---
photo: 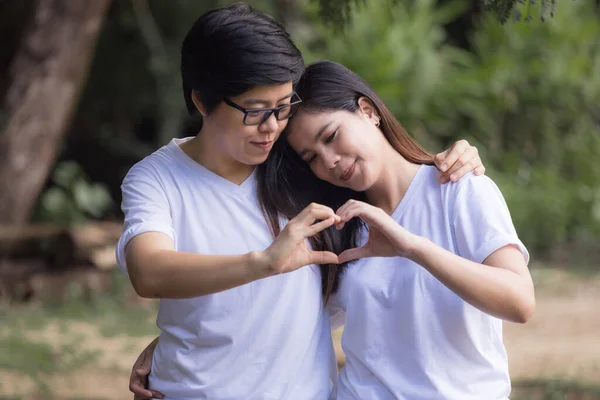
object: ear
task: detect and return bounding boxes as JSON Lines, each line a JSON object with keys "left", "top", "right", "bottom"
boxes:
{"left": 191, "top": 91, "right": 208, "bottom": 117}
{"left": 357, "top": 96, "right": 379, "bottom": 124}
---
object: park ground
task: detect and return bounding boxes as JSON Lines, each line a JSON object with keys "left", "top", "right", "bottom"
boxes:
{"left": 1, "top": 264, "right": 599, "bottom": 399}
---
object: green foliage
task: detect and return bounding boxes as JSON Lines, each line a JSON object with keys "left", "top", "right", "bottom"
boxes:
{"left": 297, "top": 0, "right": 600, "bottom": 257}
{"left": 37, "top": 162, "right": 113, "bottom": 224}
{"left": 313, "top": 0, "right": 568, "bottom": 27}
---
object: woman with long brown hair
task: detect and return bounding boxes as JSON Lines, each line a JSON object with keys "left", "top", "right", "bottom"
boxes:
{"left": 265, "top": 60, "right": 534, "bottom": 400}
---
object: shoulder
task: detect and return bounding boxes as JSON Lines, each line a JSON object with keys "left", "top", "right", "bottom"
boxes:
{"left": 122, "top": 145, "right": 175, "bottom": 185}
{"left": 444, "top": 171, "right": 503, "bottom": 203}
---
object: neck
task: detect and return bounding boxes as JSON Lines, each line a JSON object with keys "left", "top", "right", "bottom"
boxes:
{"left": 182, "top": 128, "right": 255, "bottom": 185}
{"left": 365, "top": 145, "right": 421, "bottom": 215}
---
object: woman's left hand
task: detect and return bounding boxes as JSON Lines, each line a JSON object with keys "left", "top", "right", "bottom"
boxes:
{"left": 335, "top": 200, "right": 418, "bottom": 263}
{"left": 434, "top": 139, "right": 485, "bottom": 184}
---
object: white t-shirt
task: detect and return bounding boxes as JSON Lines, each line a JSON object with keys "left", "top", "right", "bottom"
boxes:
{"left": 330, "top": 165, "right": 529, "bottom": 400}
{"left": 116, "top": 138, "right": 336, "bottom": 400}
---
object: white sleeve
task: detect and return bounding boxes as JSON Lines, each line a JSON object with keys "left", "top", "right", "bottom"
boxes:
{"left": 451, "top": 175, "right": 529, "bottom": 265}
{"left": 326, "top": 294, "right": 346, "bottom": 331}
{"left": 115, "top": 162, "right": 176, "bottom": 275}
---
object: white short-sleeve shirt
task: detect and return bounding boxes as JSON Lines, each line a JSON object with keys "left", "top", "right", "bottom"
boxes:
{"left": 332, "top": 165, "right": 529, "bottom": 400}
{"left": 116, "top": 138, "right": 335, "bottom": 400}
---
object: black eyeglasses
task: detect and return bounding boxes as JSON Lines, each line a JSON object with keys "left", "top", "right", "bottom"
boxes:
{"left": 223, "top": 93, "right": 302, "bottom": 126}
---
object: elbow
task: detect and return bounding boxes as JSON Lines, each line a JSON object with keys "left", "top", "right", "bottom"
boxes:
{"left": 128, "top": 266, "right": 160, "bottom": 299}
{"left": 512, "top": 293, "right": 536, "bottom": 324}
{"left": 132, "top": 281, "right": 157, "bottom": 299}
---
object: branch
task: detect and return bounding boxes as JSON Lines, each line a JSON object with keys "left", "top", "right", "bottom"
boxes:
{"left": 131, "top": 0, "right": 168, "bottom": 72}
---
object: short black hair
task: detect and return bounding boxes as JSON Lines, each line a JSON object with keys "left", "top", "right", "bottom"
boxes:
{"left": 181, "top": 3, "right": 304, "bottom": 115}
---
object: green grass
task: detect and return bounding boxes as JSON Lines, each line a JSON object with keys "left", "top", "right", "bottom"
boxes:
{"left": 0, "top": 270, "right": 158, "bottom": 337}
{"left": 513, "top": 379, "right": 600, "bottom": 399}
{"left": 0, "top": 270, "right": 158, "bottom": 398}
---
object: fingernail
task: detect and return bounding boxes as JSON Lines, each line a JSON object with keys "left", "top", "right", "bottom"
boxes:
{"left": 441, "top": 163, "right": 448, "bottom": 171}
{"left": 450, "top": 174, "right": 457, "bottom": 181}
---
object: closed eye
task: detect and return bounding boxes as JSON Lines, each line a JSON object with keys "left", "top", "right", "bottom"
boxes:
{"left": 325, "top": 130, "right": 338, "bottom": 144}
{"left": 307, "top": 154, "right": 317, "bottom": 164}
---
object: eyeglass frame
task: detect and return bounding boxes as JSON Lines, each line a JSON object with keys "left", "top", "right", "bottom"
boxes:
{"left": 223, "top": 93, "right": 303, "bottom": 126}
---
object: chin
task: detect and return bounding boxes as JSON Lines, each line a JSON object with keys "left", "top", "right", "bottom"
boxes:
{"left": 245, "top": 154, "right": 270, "bottom": 166}
{"left": 350, "top": 176, "right": 376, "bottom": 192}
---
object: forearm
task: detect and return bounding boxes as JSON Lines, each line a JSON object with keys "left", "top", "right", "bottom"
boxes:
{"left": 409, "top": 237, "right": 534, "bottom": 323}
{"left": 128, "top": 250, "right": 272, "bottom": 299}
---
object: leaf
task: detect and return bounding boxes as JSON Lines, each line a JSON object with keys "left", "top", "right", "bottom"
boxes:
{"left": 52, "top": 161, "right": 84, "bottom": 189}
{"left": 41, "top": 187, "right": 70, "bottom": 215}
{"left": 73, "top": 181, "right": 113, "bottom": 218}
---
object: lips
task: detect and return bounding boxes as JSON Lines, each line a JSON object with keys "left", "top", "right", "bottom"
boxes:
{"left": 251, "top": 141, "right": 273, "bottom": 150}
{"left": 340, "top": 162, "right": 356, "bottom": 182}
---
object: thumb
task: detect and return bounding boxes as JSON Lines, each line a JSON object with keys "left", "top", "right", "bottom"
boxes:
{"left": 309, "top": 251, "right": 340, "bottom": 265}
{"left": 434, "top": 148, "right": 450, "bottom": 172}
{"left": 338, "top": 246, "right": 369, "bottom": 263}
{"left": 135, "top": 368, "right": 150, "bottom": 376}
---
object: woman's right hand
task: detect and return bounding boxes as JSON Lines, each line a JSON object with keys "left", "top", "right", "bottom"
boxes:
{"left": 260, "top": 203, "right": 341, "bottom": 274}
{"left": 130, "top": 337, "right": 163, "bottom": 400}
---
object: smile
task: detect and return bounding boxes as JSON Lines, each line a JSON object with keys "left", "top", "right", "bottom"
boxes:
{"left": 340, "top": 162, "right": 356, "bottom": 182}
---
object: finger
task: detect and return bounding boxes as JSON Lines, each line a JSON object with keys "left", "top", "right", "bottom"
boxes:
{"left": 441, "top": 148, "right": 479, "bottom": 183}
{"left": 474, "top": 165, "right": 485, "bottom": 176}
{"left": 338, "top": 246, "right": 370, "bottom": 263}
{"left": 433, "top": 148, "right": 450, "bottom": 172}
{"left": 308, "top": 250, "right": 340, "bottom": 265}
{"left": 300, "top": 208, "right": 341, "bottom": 226}
{"left": 337, "top": 204, "right": 362, "bottom": 223}
{"left": 338, "top": 203, "right": 378, "bottom": 226}
{"left": 134, "top": 390, "right": 164, "bottom": 400}
{"left": 336, "top": 201, "right": 363, "bottom": 221}
{"left": 132, "top": 381, "right": 164, "bottom": 400}
{"left": 298, "top": 202, "right": 334, "bottom": 218}
{"left": 130, "top": 367, "right": 161, "bottom": 399}
{"left": 307, "top": 216, "right": 336, "bottom": 236}
{"left": 437, "top": 140, "right": 469, "bottom": 174}
{"left": 130, "top": 382, "right": 155, "bottom": 399}
{"left": 447, "top": 161, "right": 481, "bottom": 183}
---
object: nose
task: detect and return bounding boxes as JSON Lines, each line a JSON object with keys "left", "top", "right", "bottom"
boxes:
{"left": 258, "top": 112, "right": 279, "bottom": 133}
{"left": 322, "top": 151, "right": 340, "bottom": 171}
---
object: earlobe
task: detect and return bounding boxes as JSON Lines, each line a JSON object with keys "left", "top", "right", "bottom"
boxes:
{"left": 191, "top": 91, "right": 208, "bottom": 117}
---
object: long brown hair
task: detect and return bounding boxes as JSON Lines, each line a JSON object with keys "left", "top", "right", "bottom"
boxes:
{"left": 257, "top": 60, "right": 434, "bottom": 303}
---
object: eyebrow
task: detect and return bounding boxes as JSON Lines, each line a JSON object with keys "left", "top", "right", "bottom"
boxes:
{"left": 243, "top": 92, "right": 295, "bottom": 107}
{"left": 298, "top": 121, "right": 334, "bottom": 158}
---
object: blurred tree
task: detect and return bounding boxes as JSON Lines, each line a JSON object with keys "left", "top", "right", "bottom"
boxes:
{"left": 0, "top": 0, "right": 111, "bottom": 225}
{"left": 313, "top": 0, "right": 561, "bottom": 25}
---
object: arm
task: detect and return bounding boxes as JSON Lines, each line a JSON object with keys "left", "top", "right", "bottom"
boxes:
{"left": 125, "top": 232, "right": 271, "bottom": 298}
{"left": 125, "top": 204, "right": 340, "bottom": 299}
{"left": 336, "top": 176, "right": 535, "bottom": 324}
{"left": 118, "top": 166, "right": 270, "bottom": 298}
{"left": 409, "top": 240, "right": 535, "bottom": 323}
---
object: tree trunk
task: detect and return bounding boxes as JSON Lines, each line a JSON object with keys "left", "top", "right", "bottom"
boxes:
{"left": 0, "top": 0, "right": 111, "bottom": 225}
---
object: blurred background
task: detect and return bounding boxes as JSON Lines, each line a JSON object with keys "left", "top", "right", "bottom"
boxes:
{"left": 0, "top": 0, "right": 599, "bottom": 399}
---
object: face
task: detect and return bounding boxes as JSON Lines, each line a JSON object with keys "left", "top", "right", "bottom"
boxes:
{"left": 196, "top": 83, "right": 295, "bottom": 166}
{"left": 286, "top": 107, "right": 385, "bottom": 191}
